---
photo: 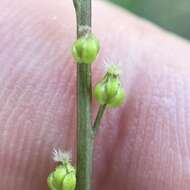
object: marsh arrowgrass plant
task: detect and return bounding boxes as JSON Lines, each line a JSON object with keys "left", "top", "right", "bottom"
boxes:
{"left": 47, "top": 1, "right": 125, "bottom": 190}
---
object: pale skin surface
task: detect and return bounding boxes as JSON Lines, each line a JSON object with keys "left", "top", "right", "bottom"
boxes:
{"left": 1, "top": 0, "right": 190, "bottom": 189}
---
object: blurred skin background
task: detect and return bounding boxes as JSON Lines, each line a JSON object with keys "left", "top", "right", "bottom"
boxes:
{"left": 108, "top": 0, "right": 190, "bottom": 40}
{"left": 1, "top": 0, "right": 190, "bottom": 189}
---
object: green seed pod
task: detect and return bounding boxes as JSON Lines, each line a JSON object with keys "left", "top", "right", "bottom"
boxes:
{"left": 106, "top": 78, "right": 120, "bottom": 99}
{"left": 94, "top": 79, "right": 125, "bottom": 107}
{"left": 94, "top": 64, "right": 125, "bottom": 108}
{"left": 48, "top": 164, "right": 76, "bottom": 190}
{"left": 72, "top": 33, "right": 100, "bottom": 64}
{"left": 108, "top": 87, "right": 125, "bottom": 108}
{"left": 47, "top": 149, "right": 77, "bottom": 190}
{"left": 47, "top": 173, "right": 59, "bottom": 190}
{"left": 53, "top": 165, "right": 67, "bottom": 190}
{"left": 94, "top": 82, "right": 107, "bottom": 105}
{"left": 62, "top": 172, "right": 76, "bottom": 190}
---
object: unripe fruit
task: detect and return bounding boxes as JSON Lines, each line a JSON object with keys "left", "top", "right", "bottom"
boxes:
{"left": 94, "top": 79, "right": 125, "bottom": 107}
{"left": 62, "top": 172, "right": 76, "bottom": 190}
{"left": 53, "top": 165, "right": 67, "bottom": 189}
{"left": 108, "top": 87, "right": 125, "bottom": 108}
{"left": 94, "top": 83, "right": 106, "bottom": 105}
{"left": 94, "top": 78, "right": 122, "bottom": 106}
{"left": 47, "top": 173, "right": 58, "bottom": 190}
{"left": 72, "top": 33, "right": 100, "bottom": 64}
{"left": 106, "top": 78, "right": 120, "bottom": 99}
{"left": 94, "top": 64, "right": 126, "bottom": 108}
{"left": 47, "top": 162, "right": 76, "bottom": 190}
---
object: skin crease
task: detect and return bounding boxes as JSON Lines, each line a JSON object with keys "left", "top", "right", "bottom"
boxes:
{"left": 1, "top": 0, "right": 190, "bottom": 189}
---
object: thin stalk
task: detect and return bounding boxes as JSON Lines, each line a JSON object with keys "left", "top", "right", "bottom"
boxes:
{"left": 73, "top": 0, "right": 93, "bottom": 190}
{"left": 92, "top": 104, "right": 107, "bottom": 137}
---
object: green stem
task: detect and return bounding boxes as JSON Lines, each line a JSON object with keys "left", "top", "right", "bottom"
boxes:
{"left": 73, "top": 0, "right": 93, "bottom": 190}
{"left": 76, "top": 65, "right": 93, "bottom": 190}
{"left": 92, "top": 104, "right": 107, "bottom": 137}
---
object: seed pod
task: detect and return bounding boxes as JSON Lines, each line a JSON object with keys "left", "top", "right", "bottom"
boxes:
{"left": 61, "top": 163, "right": 76, "bottom": 190}
{"left": 106, "top": 78, "right": 120, "bottom": 99}
{"left": 72, "top": 33, "right": 100, "bottom": 64}
{"left": 47, "top": 149, "right": 76, "bottom": 190}
{"left": 62, "top": 172, "right": 76, "bottom": 190}
{"left": 53, "top": 165, "right": 67, "bottom": 190}
{"left": 47, "top": 173, "right": 59, "bottom": 190}
{"left": 108, "top": 87, "right": 125, "bottom": 108}
{"left": 94, "top": 65, "right": 125, "bottom": 108}
{"left": 94, "top": 82, "right": 107, "bottom": 105}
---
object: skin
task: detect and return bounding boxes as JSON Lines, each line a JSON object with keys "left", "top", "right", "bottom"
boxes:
{"left": 0, "top": 0, "right": 190, "bottom": 189}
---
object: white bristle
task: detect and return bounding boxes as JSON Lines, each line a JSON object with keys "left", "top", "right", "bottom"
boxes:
{"left": 52, "top": 148, "right": 71, "bottom": 163}
{"left": 103, "top": 57, "right": 122, "bottom": 76}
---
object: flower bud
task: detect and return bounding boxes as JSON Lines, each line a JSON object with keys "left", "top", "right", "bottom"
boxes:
{"left": 72, "top": 33, "right": 100, "bottom": 64}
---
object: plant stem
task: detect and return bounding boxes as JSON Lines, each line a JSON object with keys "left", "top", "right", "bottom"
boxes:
{"left": 76, "top": 65, "right": 93, "bottom": 190}
{"left": 92, "top": 104, "right": 107, "bottom": 137}
{"left": 73, "top": 0, "right": 93, "bottom": 190}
